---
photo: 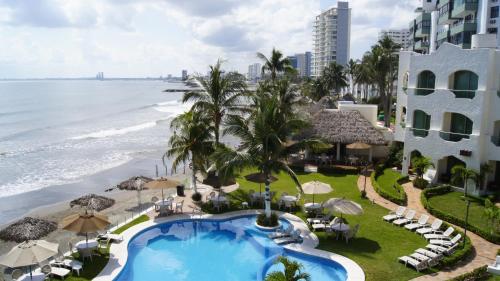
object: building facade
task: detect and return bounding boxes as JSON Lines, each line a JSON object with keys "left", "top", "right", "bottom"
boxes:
{"left": 287, "top": 52, "right": 312, "bottom": 77}
{"left": 247, "top": 63, "right": 261, "bottom": 82}
{"left": 395, "top": 40, "right": 500, "bottom": 195}
{"left": 408, "top": 0, "right": 500, "bottom": 53}
{"left": 181, "top": 70, "right": 188, "bottom": 81}
{"left": 379, "top": 29, "right": 411, "bottom": 50}
{"left": 312, "top": 1, "right": 351, "bottom": 77}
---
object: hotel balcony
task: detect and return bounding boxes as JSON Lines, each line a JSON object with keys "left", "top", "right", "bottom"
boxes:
{"left": 438, "top": 0, "right": 454, "bottom": 25}
{"left": 451, "top": 0, "right": 479, "bottom": 18}
{"left": 414, "top": 40, "right": 430, "bottom": 51}
{"left": 439, "top": 131, "right": 470, "bottom": 142}
{"left": 437, "top": 30, "right": 450, "bottom": 42}
{"left": 415, "top": 27, "right": 431, "bottom": 38}
{"left": 449, "top": 21, "right": 477, "bottom": 36}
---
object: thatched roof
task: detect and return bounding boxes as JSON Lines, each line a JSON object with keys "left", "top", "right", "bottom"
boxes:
{"left": 0, "top": 217, "right": 57, "bottom": 243}
{"left": 70, "top": 194, "right": 115, "bottom": 211}
{"left": 309, "top": 110, "right": 386, "bottom": 145}
{"left": 117, "top": 176, "right": 153, "bottom": 190}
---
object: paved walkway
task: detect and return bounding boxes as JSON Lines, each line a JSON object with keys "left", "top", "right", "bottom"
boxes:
{"left": 357, "top": 175, "right": 498, "bottom": 280}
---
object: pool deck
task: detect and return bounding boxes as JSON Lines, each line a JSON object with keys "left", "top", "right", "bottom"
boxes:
{"left": 94, "top": 210, "right": 365, "bottom": 281}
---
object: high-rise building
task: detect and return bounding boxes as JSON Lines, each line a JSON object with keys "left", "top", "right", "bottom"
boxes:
{"left": 182, "top": 70, "right": 188, "bottom": 81}
{"left": 312, "top": 1, "right": 351, "bottom": 77}
{"left": 408, "top": 0, "right": 500, "bottom": 53}
{"left": 247, "top": 63, "right": 261, "bottom": 82}
{"left": 379, "top": 29, "right": 411, "bottom": 50}
{"left": 287, "top": 52, "right": 312, "bottom": 77}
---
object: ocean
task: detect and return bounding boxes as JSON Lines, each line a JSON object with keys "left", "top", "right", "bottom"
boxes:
{"left": 0, "top": 80, "right": 191, "bottom": 224}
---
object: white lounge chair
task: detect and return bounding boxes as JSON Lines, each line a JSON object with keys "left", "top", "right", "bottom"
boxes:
{"left": 424, "top": 226, "right": 454, "bottom": 240}
{"left": 312, "top": 217, "right": 341, "bottom": 232}
{"left": 306, "top": 212, "right": 332, "bottom": 225}
{"left": 41, "top": 264, "right": 70, "bottom": 279}
{"left": 393, "top": 210, "right": 416, "bottom": 226}
{"left": 416, "top": 219, "right": 443, "bottom": 235}
{"left": 430, "top": 234, "right": 461, "bottom": 247}
{"left": 426, "top": 242, "right": 460, "bottom": 255}
{"left": 405, "top": 214, "right": 429, "bottom": 231}
{"left": 269, "top": 225, "right": 293, "bottom": 239}
{"left": 487, "top": 256, "right": 500, "bottom": 275}
{"left": 383, "top": 206, "right": 406, "bottom": 222}
{"left": 274, "top": 230, "right": 302, "bottom": 245}
{"left": 410, "top": 252, "right": 431, "bottom": 262}
{"left": 415, "top": 248, "right": 443, "bottom": 260}
{"left": 398, "top": 256, "right": 428, "bottom": 272}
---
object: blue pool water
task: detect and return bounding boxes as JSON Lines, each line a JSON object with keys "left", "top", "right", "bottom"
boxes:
{"left": 115, "top": 216, "right": 348, "bottom": 281}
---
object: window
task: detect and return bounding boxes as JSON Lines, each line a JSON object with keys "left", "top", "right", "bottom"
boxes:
{"left": 491, "top": 6, "right": 499, "bottom": 19}
{"left": 416, "top": 71, "right": 436, "bottom": 95}
{"left": 413, "top": 110, "right": 431, "bottom": 137}
{"left": 452, "top": 70, "right": 478, "bottom": 98}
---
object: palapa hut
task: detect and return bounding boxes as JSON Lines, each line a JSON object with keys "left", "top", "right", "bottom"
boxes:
{"left": 70, "top": 194, "right": 115, "bottom": 212}
{"left": 117, "top": 176, "right": 153, "bottom": 190}
{"left": 307, "top": 109, "right": 387, "bottom": 162}
{"left": 0, "top": 217, "right": 57, "bottom": 243}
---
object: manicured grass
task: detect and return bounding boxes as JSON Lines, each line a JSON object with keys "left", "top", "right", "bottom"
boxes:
{"left": 427, "top": 191, "right": 496, "bottom": 236}
{"left": 375, "top": 168, "right": 404, "bottom": 199}
{"left": 65, "top": 214, "right": 150, "bottom": 281}
{"left": 228, "top": 170, "right": 428, "bottom": 281}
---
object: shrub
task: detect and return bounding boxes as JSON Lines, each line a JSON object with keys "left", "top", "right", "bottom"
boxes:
{"left": 371, "top": 171, "right": 407, "bottom": 205}
{"left": 257, "top": 213, "right": 279, "bottom": 227}
{"left": 413, "top": 178, "right": 429, "bottom": 189}
{"left": 447, "top": 266, "right": 490, "bottom": 281}
{"left": 421, "top": 185, "right": 500, "bottom": 244}
{"left": 191, "top": 192, "right": 202, "bottom": 202}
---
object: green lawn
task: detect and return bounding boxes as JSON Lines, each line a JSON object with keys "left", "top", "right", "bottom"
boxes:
{"left": 375, "top": 168, "right": 404, "bottom": 199}
{"left": 427, "top": 191, "right": 496, "bottom": 236}
{"left": 228, "top": 170, "right": 428, "bottom": 281}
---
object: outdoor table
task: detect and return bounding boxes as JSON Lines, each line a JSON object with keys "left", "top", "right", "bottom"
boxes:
{"left": 156, "top": 200, "right": 173, "bottom": 208}
{"left": 75, "top": 239, "right": 98, "bottom": 250}
{"left": 330, "top": 224, "right": 350, "bottom": 232}
{"left": 304, "top": 202, "right": 322, "bottom": 210}
{"left": 281, "top": 195, "right": 298, "bottom": 202}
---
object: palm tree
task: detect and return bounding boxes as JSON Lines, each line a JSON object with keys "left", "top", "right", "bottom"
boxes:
{"left": 321, "top": 61, "right": 348, "bottom": 95}
{"left": 265, "top": 256, "right": 311, "bottom": 281}
{"left": 357, "top": 53, "right": 375, "bottom": 102}
{"left": 182, "top": 59, "right": 247, "bottom": 147}
{"left": 258, "top": 79, "right": 306, "bottom": 118}
{"left": 257, "top": 48, "right": 293, "bottom": 81}
{"left": 165, "top": 111, "right": 214, "bottom": 193}
{"left": 345, "top": 59, "right": 360, "bottom": 97}
{"left": 213, "top": 96, "right": 325, "bottom": 218}
{"left": 411, "top": 156, "right": 434, "bottom": 179}
{"left": 451, "top": 165, "right": 479, "bottom": 197}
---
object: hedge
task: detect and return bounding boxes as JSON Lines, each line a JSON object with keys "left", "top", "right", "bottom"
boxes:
{"left": 371, "top": 171, "right": 407, "bottom": 205}
{"left": 446, "top": 266, "right": 490, "bottom": 281}
{"left": 439, "top": 222, "right": 474, "bottom": 268}
{"left": 421, "top": 185, "right": 500, "bottom": 244}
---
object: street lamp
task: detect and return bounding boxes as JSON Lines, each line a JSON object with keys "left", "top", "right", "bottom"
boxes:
{"left": 463, "top": 199, "right": 471, "bottom": 248}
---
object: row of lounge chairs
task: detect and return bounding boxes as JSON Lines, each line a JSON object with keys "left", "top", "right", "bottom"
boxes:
{"left": 383, "top": 206, "right": 463, "bottom": 272}
{"left": 268, "top": 226, "right": 303, "bottom": 245}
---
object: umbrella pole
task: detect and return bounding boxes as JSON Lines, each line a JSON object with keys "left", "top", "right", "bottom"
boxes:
{"left": 86, "top": 232, "right": 89, "bottom": 247}
{"left": 312, "top": 193, "right": 315, "bottom": 205}
{"left": 30, "top": 265, "right": 32, "bottom": 280}
{"left": 162, "top": 188, "right": 165, "bottom": 202}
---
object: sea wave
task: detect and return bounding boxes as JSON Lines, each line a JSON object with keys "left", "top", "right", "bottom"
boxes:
{"left": 71, "top": 119, "right": 169, "bottom": 140}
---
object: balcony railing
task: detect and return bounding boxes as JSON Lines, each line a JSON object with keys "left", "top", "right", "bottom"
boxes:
{"left": 415, "top": 88, "right": 434, "bottom": 96}
{"left": 451, "top": 89, "right": 476, "bottom": 99}
{"left": 439, "top": 131, "right": 471, "bottom": 142}
{"left": 492, "top": 136, "right": 500, "bottom": 146}
{"left": 410, "top": 128, "right": 429, "bottom": 137}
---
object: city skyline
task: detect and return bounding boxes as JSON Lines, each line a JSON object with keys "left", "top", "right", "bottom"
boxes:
{"left": 0, "top": 0, "right": 420, "bottom": 78}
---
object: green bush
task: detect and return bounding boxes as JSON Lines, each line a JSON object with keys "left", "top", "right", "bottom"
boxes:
{"left": 371, "top": 171, "right": 407, "bottom": 205}
{"left": 257, "top": 212, "right": 279, "bottom": 227}
{"left": 413, "top": 178, "right": 429, "bottom": 189}
{"left": 446, "top": 266, "right": 490, "bottom": 281}
{"left": 421, "top": 186, "right": 500, "bottom": 244}
{"left": 191, "top": 192, "right": 202, "bottom": 202}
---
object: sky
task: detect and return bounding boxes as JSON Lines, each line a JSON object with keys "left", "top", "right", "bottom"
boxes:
{"left": 0, "top": 0, "right": 420, "bottom": 78}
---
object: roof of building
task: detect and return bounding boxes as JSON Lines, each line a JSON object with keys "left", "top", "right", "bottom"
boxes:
{"left": 309, "top": 109, "right": 386, "bottom": 145}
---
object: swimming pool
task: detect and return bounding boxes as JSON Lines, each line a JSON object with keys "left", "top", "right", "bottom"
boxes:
{"left": 113, "top": 215, "right": 351, "bottom": 281}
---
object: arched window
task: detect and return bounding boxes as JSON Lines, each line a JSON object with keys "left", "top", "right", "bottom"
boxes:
{"left": 451, "top": 70, "right": 478, "bottom": 99}
{"left": 440, "top": 112, "right": 473, "bottom": 142}
{"left": 412, "top": 110, "right": 431, "bottom": 137}
{"left": 416, "top": 71, "right": 435, "bottom": 96}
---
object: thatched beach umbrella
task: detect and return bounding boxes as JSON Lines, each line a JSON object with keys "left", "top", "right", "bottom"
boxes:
{"left": 70, "top": 194, "right": 115, "bottom": 212}
{"left": 0, "top": 217, "right": 57, "bottom": 243}
{"left": 117, "top": 176, "right": 153, "bottom": 190}
{"left": 144, "top": 178, "right": 180, "bottom": 202}
{"left": 244, "top": 172, "right": 278, "bottom": 194}
{"left": 61, "top": 211, "right": 110, "bottom": 246}
{"left": 302, "top": 181, "right": 333, "bottom": 204}
{"left": 0, "top": 240, "right": 58, "bottom": 280}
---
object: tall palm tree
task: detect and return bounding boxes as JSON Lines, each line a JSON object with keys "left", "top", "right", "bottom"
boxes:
{"left": 258, "top": 79, "right": 306, "bottom": 118}
{"left": 321, "top": 61, "right": 348, "bottom": 95}
{"left": 182, "top": 59, "right": 247, "bottom": 147}
{"left": 257, "top": 48, "right": 293, "bottom": 81}
{"left": 345, "top": 59, "right": 360, "bottom": 97}
{"left": 213, "top": 96, "right": 324, "bottom": 218}
{"left": 451, "top": 165, "right": 479, "bottom": 197}
{"left": 358, "top": 53, "right": 375, "bottom": 102}
{"left": 265, "top": 256, "right": 311, "bottom": 281}
{"left": 165, "top": 111, "right": 214, "bottom": 193}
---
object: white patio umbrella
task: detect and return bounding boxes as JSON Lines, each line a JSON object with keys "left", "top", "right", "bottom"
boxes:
{"left": 301, "top": 181, "right": 332, "bottom": 204}
{"left": 0, "top": 240, "right": 58, "bottom": 280}
{"left": 323, "top": 197, "right": 363, "bottom": 229}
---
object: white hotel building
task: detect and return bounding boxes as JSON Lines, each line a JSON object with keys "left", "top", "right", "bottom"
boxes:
{"left": 395, "top": 35, "right": 500, "bottom": 195}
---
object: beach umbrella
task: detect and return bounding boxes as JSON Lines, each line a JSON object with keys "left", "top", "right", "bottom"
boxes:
{"left": 323, "top": 197, "right": 363, "bottom": 229}
{"left": 244, "top": 172, "right": 278, "bottom": 194}
{"left": 144, "top": 178, "right": 180, "bottom": 202}
{"left": 0, "top": 217, "right": 57, "bottom": 243}
{"left": 302, "top": 181, "right": 333, "bottom": 204}
{"left": 70, "top": 194, "right": 115, "bottom": 212}
{"left": 60, "top": 210, "right": 110, "bottom": 247}
{"left": 0, "top": 240, "right": 58, "bottom": 280}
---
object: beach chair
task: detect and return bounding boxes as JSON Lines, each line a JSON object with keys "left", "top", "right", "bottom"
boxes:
{"left": 415, "top": 248, "right": 443, "bottom": 260}
{"left": 405, "top": 214, "right": 429, "bottom": 231}
{"left": 398, "top": 256, "right": 428, "bottom": 272}
{"left": 312, "top": 217, "right": 341, "bottom": 232}
{"left": 430, "top": 234, "right": 462, "bottom": 247}
{"left": 42, "top": 264, "right": 70, "bottom": 280}
{"left": 383, "top": 206, "right": 406, "bottom": 222}
{"left": 417, "top": 219, "right": 443, "bottom": 235}
{"left": 62, "top": 259, "right": 83, "bottom": 276}
{"left": 175, "top": 200, "right": 184, "bottom": 213}
{"left": 393, "top": 210, "right": 416, "bottom": 226}
{"left": 274, "top": 230, "right": 302, "bottom": 245}
{"left": 424, "top": 226, "right": 454, "bottom": 240}
{"left": 410, "top": 252, "right": 431, "bottom": 263}
{"left": 80, "top": 247, "right": 93, "bottom": 262}
{"left": 306, "top": 211, "right": 333, "bottom": 225}
{"left": 269, "top": 225, "right": 294, "bottom": 239}
{"left": 344, "top": 224, "right": 360, "bottom": 243}
{"left": 426, "top": 242, "right": 460, "bottom": 256}
{"left": 487, "top": 256, "right": 500, "bottom": 275}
